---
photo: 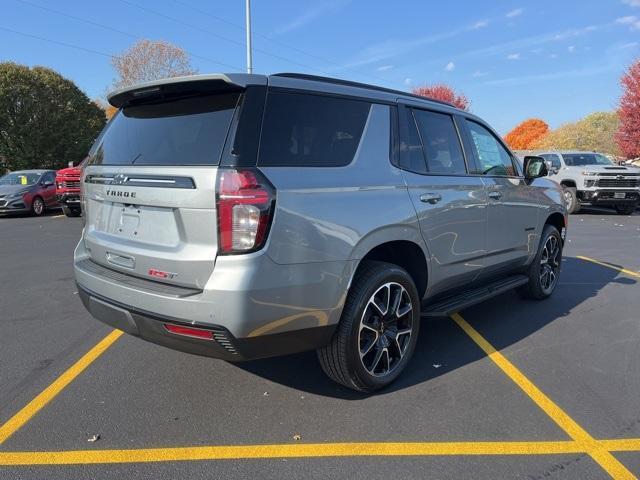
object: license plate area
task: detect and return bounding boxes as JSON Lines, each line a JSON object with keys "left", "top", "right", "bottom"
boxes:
{"left": 614, "top": 192, "right": 626, "bottom": 199}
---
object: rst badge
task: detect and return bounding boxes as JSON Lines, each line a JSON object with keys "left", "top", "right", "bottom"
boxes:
{"left": 148, "top": 268, "right": 177, "bottom": 280}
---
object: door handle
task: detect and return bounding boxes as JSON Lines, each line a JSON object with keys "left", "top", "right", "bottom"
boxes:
{"left": 488, "top": 191, "right": 502, "bottom": 200}
{"left": 420, "top": 193, "right": 442, "bottom": 204}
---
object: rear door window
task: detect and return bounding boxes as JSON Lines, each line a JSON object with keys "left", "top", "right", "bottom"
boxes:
{"left": 88, "top": 93, "right": 240, "bottom": 166}
{"left": 412, "top": 109, "right": 466, "bottom": 174}
{"left": 465, "top": 120, "right": 516, "bottom": 176}
{"left": 258, "top": 92, "right": 371, "bottom": 167}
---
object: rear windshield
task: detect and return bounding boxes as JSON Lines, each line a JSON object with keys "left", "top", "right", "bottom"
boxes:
{"left": 88, "top": 93, "right": 240, "bottom": 166}
{"left": 562, "top": 153, "right": 612, "bottom": 166}
{"left": 0, "top": 172, "right": 41, "bottom": 185}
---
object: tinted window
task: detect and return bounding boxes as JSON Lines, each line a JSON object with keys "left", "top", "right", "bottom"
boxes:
{"left": 466, "top": 121, "right": 515, "bottom": 176}
{"left": 561, "top": 153, "right": 612, "bottom": 166}
{"left": 0, "top": 172, "right": 41, "bottom": 185}
{"left": 42, "top": 172, "right": 55, "bottom": 183}
{"left": 398, "top": 108, "right": 427, "bottom": 174}
{"left": 541, "top": 154, "right": 561, "bottom": 169}
{"left": 88, "top": 93, "right": 240, "bottom": 166}
{"left": 413, "top": 110, "right": 466, "bottom": 174}
{"left": 259, "top": 92, "right": 371, "bottom": 167}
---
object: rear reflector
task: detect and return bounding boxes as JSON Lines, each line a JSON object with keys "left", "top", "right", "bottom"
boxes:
{"left": 164, "top": 323, "right": 214, "bottom": 340}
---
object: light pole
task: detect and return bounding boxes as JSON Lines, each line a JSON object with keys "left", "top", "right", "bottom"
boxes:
{"left": 245, "top": 0, "right": 253, "bottom": 74}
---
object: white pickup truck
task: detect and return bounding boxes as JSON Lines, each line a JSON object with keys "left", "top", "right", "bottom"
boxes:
{"left": 535, "top": 151, "right": 640, "bottom": 215}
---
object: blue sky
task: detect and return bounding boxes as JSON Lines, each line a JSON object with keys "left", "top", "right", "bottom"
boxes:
{"left": 1, "top": 0, "right": 639, "bottom": 133}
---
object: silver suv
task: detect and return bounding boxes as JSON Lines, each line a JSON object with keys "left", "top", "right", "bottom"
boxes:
{"left": 537, "top": 151, "right": 640, "bottom": 215}
{"left": 75, "top": 73, "right": 567, "bottom": 392}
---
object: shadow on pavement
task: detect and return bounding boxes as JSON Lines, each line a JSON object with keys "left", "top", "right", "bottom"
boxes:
{"left": 233, "top": 257, "right": 634, "bottom": 399}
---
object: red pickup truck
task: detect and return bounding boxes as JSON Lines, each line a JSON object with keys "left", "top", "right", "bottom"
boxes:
{"left": 55, "top": 164, "right": 82, "bottom": 217}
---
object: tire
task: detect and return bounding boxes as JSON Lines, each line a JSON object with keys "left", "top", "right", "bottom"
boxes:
{"left": 62, "top": 205, "right": 81, "bottom": 217}
{"left": 518, "top": 225, "right": 563, "bottom": 300}
{"left": 317, "top": 261, "right": 421, "bottom": 393}
{"left": 615, "top": 204, "right": 636, "bottom": 215}
{"left": 562, "top": 187, "right": 580, "bottom": 214}
{"left": 31, "top": 196, "right": 45, "bottom": 216}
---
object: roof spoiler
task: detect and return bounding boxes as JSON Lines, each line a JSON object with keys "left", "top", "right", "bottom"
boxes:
{"left": 107, "top": 73, "right": 267, "bottom": 108}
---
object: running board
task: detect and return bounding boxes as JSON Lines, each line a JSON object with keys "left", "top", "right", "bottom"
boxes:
{"left": 421, "top": 275, "right": 529, "bottom": 318}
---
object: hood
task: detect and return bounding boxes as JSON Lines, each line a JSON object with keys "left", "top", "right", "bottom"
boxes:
{"left": 0, "top": 184, "right": 32, "bottom": 195}
{"left": 56, "top": 167, "right": 82, "bottom": 177}
{"left": 566, "top": 165, "right": 640, "bottom": 174}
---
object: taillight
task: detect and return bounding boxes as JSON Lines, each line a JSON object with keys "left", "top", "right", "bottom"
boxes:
{"left": 164, "top": 323, "right": 214, "bottom": 340}
{"left": 216, "top": 168, "right": 275, "bottom": 254}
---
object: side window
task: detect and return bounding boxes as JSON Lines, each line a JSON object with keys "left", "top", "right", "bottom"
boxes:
{"left": 43, "top": 172, "right": 55, "bottom": 184}
{"left": 258, "top": 92, "right": 371, "bottom": 167}
{"left": 398, "top": 107, "right": 427, "bottom": 174}
{"left": 549, "top": 154, "right": 561, "bottom": 169}
{"left": 412, "top": 109, "right": 466, "bottom": 174}
{"left": 466, "top": 120, "right": 516, "bottom": 176}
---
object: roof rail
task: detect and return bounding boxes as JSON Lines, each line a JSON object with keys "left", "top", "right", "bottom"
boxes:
{"left": 272, "top": 73, "right": 456, "bottom": 109}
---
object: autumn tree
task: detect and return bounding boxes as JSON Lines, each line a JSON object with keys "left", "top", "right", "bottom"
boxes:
{"left": 111, "top": 39, "right": 197, "bottom": 91}
{"left": 534, "top": 112, "right": 620, "bottom": 156}
{"left": 412, "top": 84, "right": 470, "bottom": 111}
{"left": 615, "top": 59, "right": 640, "bottom": 158}
{"left": 504, "top": 119, "right": 549, "bottom": 150}
{"left": 0, "top": 62, "right": 106, "bottom": 171}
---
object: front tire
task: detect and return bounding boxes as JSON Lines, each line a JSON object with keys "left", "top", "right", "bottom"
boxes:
{"left": 31, "top": 196, "right": 45, "bottom": 216}
{"left": 62, "top": 205, "right": 81, "bottom": 217}
{"left": 317, "top": 261, "right": 421, "bottom": 393}
{"left": 562, "top": 187, "right": 580, "bottom": 214}
{"left": 518, "top": 225, "right": 563, "bottom": 300}
{"left": 615, "top": 204, "right": 636, "bottom": 215}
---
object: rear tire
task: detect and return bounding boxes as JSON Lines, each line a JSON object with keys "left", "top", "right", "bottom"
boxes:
{"left": 317, "top": 261, "right": 421, "bottom": 393}
{"left": 62, "top": 205, "right": 81, "bottom": 217}
{"left": 31, "top": 196, "right": 44, "bottom": 216}
{"left": 518, "top": 225, "right": 563, "bottom": 300}
{"left": 615, "top": 204, "right": 636, "bottom": 215}
{"left": 562, "top": 187, "right": 580, "bottom": 214}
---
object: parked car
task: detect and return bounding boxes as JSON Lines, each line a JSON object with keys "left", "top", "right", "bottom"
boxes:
{"left": 0, "top": 169, "right": 58, "bottom": 216}
{"left": 56, "top": 162, "right": 83, "bottom": 217}
{"left": 75, "top": 73, "right": 567, "bottom": 392}
{"left": 537, "top": 151, "right": 640, "bottom": 215}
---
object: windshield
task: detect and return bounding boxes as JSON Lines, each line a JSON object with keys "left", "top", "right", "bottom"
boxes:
{"left": 0, "top": 172, "right": 41, "bottom": 186}
{"left": 562, "top": 153, "right": 613, "bottom": 166}
{"left": 88, "top": 93, "right": 240, "bottom": 166}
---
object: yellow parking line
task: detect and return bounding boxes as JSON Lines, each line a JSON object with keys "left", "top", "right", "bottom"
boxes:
{"left": 0, "top": 441, "right": 591, "bottom": 466}
{"left": 577, "top": 256, "right": 640, "bottom": 279}
{"left": 50, "top": 214, "right": 65, "bottom": 219}
{"left": 451, "top": 313, "right": 636, "bottom": 479}
{"left": 0, "top": 330, "right": 123, "bottom": 445}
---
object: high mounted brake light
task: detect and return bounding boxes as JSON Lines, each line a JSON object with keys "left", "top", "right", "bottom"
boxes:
{"left": 216, "top": 168, "right": 275, "bottom": 254}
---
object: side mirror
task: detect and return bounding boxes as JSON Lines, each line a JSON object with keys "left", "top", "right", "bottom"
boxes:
{"left": 523, "top": 156, "right": 548, "bottom": 180}
{"left": 42, "top": 180, "right": 54, "bottom": 187}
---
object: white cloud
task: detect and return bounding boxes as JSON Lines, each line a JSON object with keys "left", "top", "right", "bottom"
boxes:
{"left": 376, "top": 65, "right": 393, "bottom": 71}
{"left": 507, "top": 53, "right": 521, "bottom": 60}
{"left": 618, "top": 41, "right": 639, "bottom": 48}
{"left": 273, "top": 0, "right": 350, "bottom": 35}
{"left": 616, "top": 15, "right": 640, "bottom": 28}
{"left": 506, "top": 8, "right": 524, "bottom": 18}
{"left": 472, "top": 70, "right": 489, "bottom": 78}
{"left": 485, "top": 63, "right": 616, "bottom": 87}
{"left": 445, "top": 61, "right": 455, "bottom": 71}
{"left": 549, "top": 53, "right": 559, "bottom": 59}
{"left": 404, "top": 78, "right": 413, "bottom": 86}
{"left": 568, "top": 45, "right": 576, "bottom": 53}
{"left": 473, "top": 20, "right": 489, "bottom": 29}
{"left": 622, "top": 0, "right": 640, "bottom": 6}
{"left": 531, "top": 48, "right": 543, "bottom": 54}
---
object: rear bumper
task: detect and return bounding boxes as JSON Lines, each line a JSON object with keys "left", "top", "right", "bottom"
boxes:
{"left": 77, "top": 284, "right": 335, "bottom": 361}
{"left": 578, "top": 190, "right": 640, "bottom": 206}
{"left": 74, "top": 241, "right": 354, "bottom": 360}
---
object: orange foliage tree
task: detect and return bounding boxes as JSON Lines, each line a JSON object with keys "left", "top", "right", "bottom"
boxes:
{"left": 616, "top": 59, "right": 640, "bottom": 158}
{"left": 411, "top": 84, "right": 470, "bottom": 111}
{"left": 504, "top": 118, "right": 549, "bottom": 150}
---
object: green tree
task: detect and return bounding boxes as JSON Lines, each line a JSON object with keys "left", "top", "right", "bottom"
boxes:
{"left": 0, "top": 62, "right": 106, "bottom": 171}
{"left": 534, "top": 112, "right": 620, "bottom": 156}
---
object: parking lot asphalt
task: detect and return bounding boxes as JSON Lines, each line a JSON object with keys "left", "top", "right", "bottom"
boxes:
{"left": 1, "top": 208, "right": 639, "bottom": 479}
